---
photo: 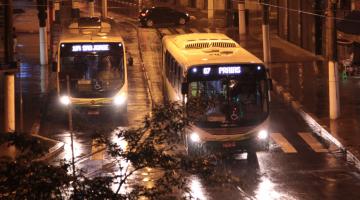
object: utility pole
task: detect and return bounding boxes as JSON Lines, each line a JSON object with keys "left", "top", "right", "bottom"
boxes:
{"left": 327, "top": 0, "right": 340, "bottom": 119}
{"left": 3, "top": 0, "right": 16, "bottom": 133}
{"left": 262, "top": 0, "right": 271, "bottom": 64}
{"left": 37, "top": 0, "right": 48, "bottom": 65}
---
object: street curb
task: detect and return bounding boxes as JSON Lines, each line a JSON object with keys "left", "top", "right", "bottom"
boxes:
{"left": 32, "top": 134, "right": 64, "bottom": 162}
{"left": 272, "top": 80, "right": 360, "bottom": 170}
{"left": 30, "top": 119, "right": 64, "bottom": 162}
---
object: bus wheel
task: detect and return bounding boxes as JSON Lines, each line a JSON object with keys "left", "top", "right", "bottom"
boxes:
{"left": 178, "top": 17, "right": 186, "bottom": 25}
{"left": 146, "top": 19, "right": 154, "bottom": 27}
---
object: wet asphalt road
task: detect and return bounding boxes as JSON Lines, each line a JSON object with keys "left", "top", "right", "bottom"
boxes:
{"left": 30, "top": 17, "right": 360, "bottom": 200}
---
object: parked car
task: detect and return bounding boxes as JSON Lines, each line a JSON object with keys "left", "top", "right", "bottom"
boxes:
{"left": 139, "top": 7, "right": 190, "bottom": 27}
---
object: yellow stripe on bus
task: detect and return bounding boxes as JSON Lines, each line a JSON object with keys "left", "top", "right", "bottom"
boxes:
{"left": 270, "top": 132, "right": 297, "bottom": 153}
{"left": 298, "top": 132, "right": 328, "bottom": 153}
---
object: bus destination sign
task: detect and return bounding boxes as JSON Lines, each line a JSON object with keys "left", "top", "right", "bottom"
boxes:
{"left": 71, "top": 44, "right": 110, "bottom": 52}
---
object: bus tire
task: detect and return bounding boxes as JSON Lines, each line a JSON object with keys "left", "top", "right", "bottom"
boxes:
{"left": 146, "top": 19, "right": 154, "bottom": 27}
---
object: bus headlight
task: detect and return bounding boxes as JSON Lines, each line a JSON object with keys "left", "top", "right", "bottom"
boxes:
{"left": 190, "top": 132, "right": 200, "bottom": 143}
{"left": 114, "top": 94, "right": 126, "bottom": 106}
{"left": 257, "top": 130, "right": 268, "bottom": 140}
{"left": 60, "top": 95, "right": 71, "bottom": 105}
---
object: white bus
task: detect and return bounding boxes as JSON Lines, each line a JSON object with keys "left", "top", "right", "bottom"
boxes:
{"left": 162, "top": 33, "right": 272, "bottom": 156}
{"left": 54, "top": 18, "right": 129, "bottom": 115}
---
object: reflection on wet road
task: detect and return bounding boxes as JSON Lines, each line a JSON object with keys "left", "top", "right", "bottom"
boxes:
{"left": 38, "top": 19, "right": 360, "bottom": 200}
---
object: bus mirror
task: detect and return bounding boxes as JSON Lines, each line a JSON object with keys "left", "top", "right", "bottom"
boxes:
{"left": 52, "top": 62, "right": 57, "bottom": 72}
{"left": 268, "top": 78, "right": 273, "bottom": 91}
{"left": 127, "top": 56, "right": 133, "bottom": 66}
{"left": 181, "top": 82, "right": 188, "bottom": 95}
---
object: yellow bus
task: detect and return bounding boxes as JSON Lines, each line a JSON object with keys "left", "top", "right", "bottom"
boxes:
{"left": 54, "top": 18, "right": 129, "bottom": 115}
{"left": 162, "top": 33, "right": 272, "bottom": 156}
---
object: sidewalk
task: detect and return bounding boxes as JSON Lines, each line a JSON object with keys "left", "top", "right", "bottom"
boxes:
{"left": 0, "top": 0, "right": 63, "bottom": 159}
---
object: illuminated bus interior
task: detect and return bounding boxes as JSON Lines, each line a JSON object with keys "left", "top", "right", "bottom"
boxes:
{"left": 59, "top": 42, "right": 125, "bottom": 98}
{"left": 186, "top": 64, "right": 269, "bottom": 129}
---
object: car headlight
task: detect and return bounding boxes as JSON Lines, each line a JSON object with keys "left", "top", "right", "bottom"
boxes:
{"left": 257, "top": 130, "right": 268, "bottom": 140}
{"left": 114, "top": 94, "right": 126, "bottom": 106}
{"left": 60, "top": 95, "right": 71, "bottom": 105}
{"left": 190, "top": 132, "right": 200, "bottom": 143}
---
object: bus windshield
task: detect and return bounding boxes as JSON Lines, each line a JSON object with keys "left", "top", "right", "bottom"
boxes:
{"left": 59, "top": 42, "right": 125, "bottom": 98}
{"left": 186, "top": 64, "right": 269, "bottom": 128}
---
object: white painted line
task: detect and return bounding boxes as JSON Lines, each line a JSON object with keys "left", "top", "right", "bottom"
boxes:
{"left": 175, "top": 28, "right": 186, "bottom": 34}
{"left": 158, "top": 28, "right": 172, "bottom": 35}
{"left": 298, "top": 132, "right": 328, "bottom": 153}
{"left": 91, "top": 140, "right": 105, "bottom": 160}
{"left": 190, "top": 28, "right": 200, "bottom": 33}
{"left": 270, "top": 132, "right": 297, "bottom": 153}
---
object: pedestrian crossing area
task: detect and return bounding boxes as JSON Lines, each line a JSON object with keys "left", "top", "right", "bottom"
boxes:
{"left": 157, "top": 27, "right": 227, "bottom": 36}
{"left": 86, "top": 131, "right": 332, "bottom": 160}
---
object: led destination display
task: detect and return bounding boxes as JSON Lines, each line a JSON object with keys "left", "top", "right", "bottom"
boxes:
{"left": 188, "top": 64, "right": 266, "bottom": 81}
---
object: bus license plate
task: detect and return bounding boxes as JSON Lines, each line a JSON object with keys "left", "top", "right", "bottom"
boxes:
{"left": 222, "top": 142, "right": 236, "bottom": 148}
{"left": 88, "top": 110, "right": 100, "bottom": 115}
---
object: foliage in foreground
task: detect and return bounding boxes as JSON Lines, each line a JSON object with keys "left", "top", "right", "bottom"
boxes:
{"left": 0, "top": 101, "right": 239, "bottom": 199}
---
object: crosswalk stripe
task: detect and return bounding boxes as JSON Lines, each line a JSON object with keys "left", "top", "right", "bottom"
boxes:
{"left": 190, "top": 28, "right": 200, "bottom": 33}
{"left": 270, "top": 132, "right": 297, "bottom": 153}
{"left": 158, "top": 28, "right": 172, "bottom": 35}
{"left": 175, "top": 28, "right": 186, "bottom": 34}
{"left": 91, "top": 140, "right": 105, "bottom": 160}
{"left": 298, "top": 132, "right": 328, "bottom": 153}
{"left": 204, "top": 28, "right": 211, "bottom": 33}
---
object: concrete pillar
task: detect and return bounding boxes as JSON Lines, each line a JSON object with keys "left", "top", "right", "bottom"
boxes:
{"left": 208, "top": 0, "right": 214, "bottom": 19}
{"left": 4, "top": 74, "right": 15, "bottom": 133}
{"left": 72, "top": 0, "right": 80, "bottom": 18}
{"left": 89, "top": 0, "right": 95, "bottom": 17}
{"left": 262, "top": 25, "right": 271, "bottom": 63}
{"left": 238, "top": 3, "right": 246, "bottom": 36}
{"left": 39, "top": 27, "right": 48, "bottom": 65}
{"left": 329, "top": 61, "right": 340, "bottom": 119}
{"left": 54, "top": 1, "right": 60, "bottom": 23}
{"left": 262, "top": 0, "right": 271, "bottom": 64}
{"left": 102, "top": 0, "right": 108, "bottom": 19}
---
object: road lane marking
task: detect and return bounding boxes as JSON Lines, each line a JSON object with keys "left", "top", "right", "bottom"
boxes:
{"left": 91, "top": 140, "right": 105, "bottom": 160}
{"left": 298, "top": 132, "right": 328, "bottom": 153}
{"left": 175, "top": 28, "right": 186, "bottom": 34}
{"left": 270, "top": 132, "right": 297, "bottom": 153}
{"left": 158, "top": 28, "right": 172, "bottom": 35}
{"left": 190, "top": 28, "right": 200, "bottom": 33}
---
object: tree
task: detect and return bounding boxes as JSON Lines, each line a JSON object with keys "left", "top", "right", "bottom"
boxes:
{"left": 0, "top": 101, "right": 239, "bottom": 199}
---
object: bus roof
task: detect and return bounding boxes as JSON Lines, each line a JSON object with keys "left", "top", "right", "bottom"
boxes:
{"left": 59, "top": 21, "right": 124, "bottom": 44}
{"left": 162, "top": 33, "right": 264, "bottom": 69}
